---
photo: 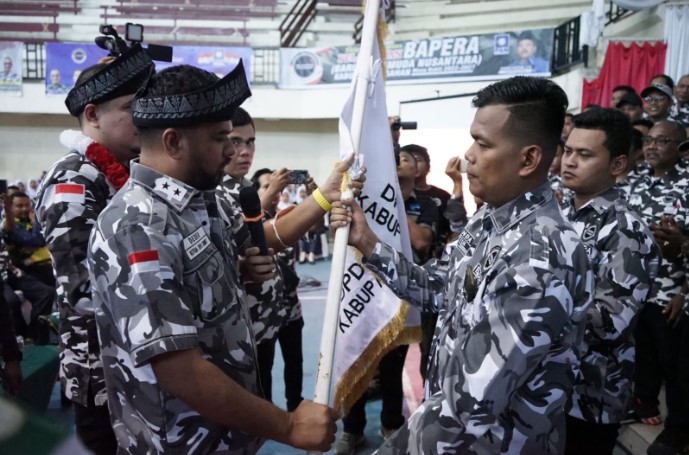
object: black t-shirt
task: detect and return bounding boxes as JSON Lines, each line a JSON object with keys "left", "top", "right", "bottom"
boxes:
{"left": 405, "top": 191, "right": 440, "bottom": 264}
{"left": 415, "top": 185, "right": 451, "bottom": 257}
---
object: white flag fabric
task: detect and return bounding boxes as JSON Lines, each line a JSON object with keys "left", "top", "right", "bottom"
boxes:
{"left": 334, "top": 33, "right": 420, "bottom": 413}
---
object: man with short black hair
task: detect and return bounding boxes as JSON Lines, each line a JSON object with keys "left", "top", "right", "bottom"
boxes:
{"left": 626, "top": 119, "right": 689, "bottom": 455}
{"left": 642, "top": 84, "right": 675, "bottom": 124}
{"left": 89, "top": 63, "right": 339, "bottom": 454}
{"left": 632, "top": 118, "right": 654, "bottom": 136}
{"left": 651, "top": 74, "right": 675, "bottom": 90}
{"left": 506, "top": 31, "right": 549, "bottom": 73}
{"left": 611, "top": 85, "right": 636, "bottom": 108}
{"left": 560, "top": 108, "right": 660, "bottom": 454}
{"left": 617, "top": 92, "right": 644, "bottom": 121}
{"left": 36, "top": 44, "right": 154, "bottom": 455}
{"left": 673, "top": 74, "right": 689, "bottom": 127}
{"left": 331, "top": 76, "right": 593, "bottom": 454}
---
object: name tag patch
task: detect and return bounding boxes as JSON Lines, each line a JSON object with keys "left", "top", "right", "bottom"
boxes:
{"left": 458, "top": 230, "right": 474, "bottom": 254}
{"left": 183, "top": 227, "right": 211, "bottom": 261}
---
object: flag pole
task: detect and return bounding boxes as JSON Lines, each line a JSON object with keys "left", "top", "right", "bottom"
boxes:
{"left": 309, "top": 0, "right": 381, "bottom": 452}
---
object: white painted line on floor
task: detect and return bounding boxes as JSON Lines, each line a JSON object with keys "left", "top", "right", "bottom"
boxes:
{"left": 298, "top": 295, "right": 328, "bottom": 300}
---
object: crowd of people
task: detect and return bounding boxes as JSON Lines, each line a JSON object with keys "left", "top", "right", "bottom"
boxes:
{"left": 1, "top": 36, "right": 689, "bottom": 455}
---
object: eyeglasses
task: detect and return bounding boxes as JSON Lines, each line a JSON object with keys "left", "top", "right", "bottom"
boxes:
{"left": 643, "top": 94, "right": 669, "bottom": 102}
{"left": 231, "top": 137, "right": 255, "bottom": 149}
{"left": 642, "top": 135, "right": 678, "bottom": 146}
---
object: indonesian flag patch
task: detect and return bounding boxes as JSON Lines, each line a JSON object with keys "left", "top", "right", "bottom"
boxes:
{"left": 54, "top": 183, "right": 85, "bottom": 204}
{"left": 128, "top": 249, "right": 160, "bottom": 274}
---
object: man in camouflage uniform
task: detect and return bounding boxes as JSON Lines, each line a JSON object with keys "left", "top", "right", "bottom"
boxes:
{"left": 35, "top": 44, "right": 154, "bottom": 455}
{"left": 251, "top": 167, "right": 305, "bottom": 411}
{"left": 626, "top": 120, "right": 689, "bottom": 454}
{"left": 215, "top": 106, "right": 288, "bottom": 403}
{"left": 559, "top": 108, "right": 660, "bottom": 454}
{"left": 88, "top": 63, "right": 338, "bottom": 455}
{"left": 331, "top": 76, "right": 593, "bottom": 454}
{"left": 672, "top": 74, "right": 689, "bottom": 127}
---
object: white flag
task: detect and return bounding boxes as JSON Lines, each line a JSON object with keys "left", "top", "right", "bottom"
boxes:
{"left": 334, "top": 32, "right": 420, "bottom": 413}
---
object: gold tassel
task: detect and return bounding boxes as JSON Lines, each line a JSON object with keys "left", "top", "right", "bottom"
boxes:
{"left": 333, "top": 256, "right": 423, "bottom": 414}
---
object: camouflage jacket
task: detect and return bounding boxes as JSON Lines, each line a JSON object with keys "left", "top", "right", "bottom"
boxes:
{"left": 34, "top": 133, "right": 116, "bottom": 406}
{"left": 627, "top": 160, "right": 689, "bottom": 306}
{"left": 365, "top": 183, "right": 593, "bottom": 455}
{"left": 217, "top": 175, "right": 287, "bottom": 345}
{"left": 671, "top": 103, "right": 689, "bottom": 127}
{"left": 89, "top": 162, "right": 261, "bottom": 455}
{"left": 617, "top": 162, "right": 651, "bottom": 198}
{"left": 561, "top": 187, "right": 660, "bottom": 424}
{"left": 264, "top": 208, "right": 302, "bottom": 323}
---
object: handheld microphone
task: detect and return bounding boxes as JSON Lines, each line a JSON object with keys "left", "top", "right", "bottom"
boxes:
{"left": 239, "top": 186, "right": 269, "bottom": 256}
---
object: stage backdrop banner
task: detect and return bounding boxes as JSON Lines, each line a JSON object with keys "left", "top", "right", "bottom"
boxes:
{"left": 0, "top": 42, "right": 23, "bottom": 95}
{"left": 155, "top": 45, "right": 252, "bottom": 84}
{"left": 45, "top": 43, "right": 107, "bottom": 96}
{"left": 280, "top": 28, "right": 553, "bottom": 88}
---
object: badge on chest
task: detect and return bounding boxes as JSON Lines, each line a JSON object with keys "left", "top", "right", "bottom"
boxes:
{"left": 183, "top": 227, "right": 212, "bottom": 261}
{"left": 582, "top": 224, "right": 597, "bottom": 242}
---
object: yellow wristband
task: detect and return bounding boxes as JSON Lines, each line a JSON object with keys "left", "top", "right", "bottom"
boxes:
{"left": 312, "top": 188, "right": 331, "bottom": 212}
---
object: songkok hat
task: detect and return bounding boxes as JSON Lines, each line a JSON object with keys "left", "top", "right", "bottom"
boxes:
{"left": 640, "top": 83, "right": 673, "bottom": 100}
{"left": 679, "top": 140, "right": 689, "bottom": 153}
{"left": 616, "top": 92, "right": 643, "bottom": 108}
{"left": 131, "top": 60, "right": 251, "bottom": 128}
{"left": 65, "top": 44, "right": 153, "bottom": 116}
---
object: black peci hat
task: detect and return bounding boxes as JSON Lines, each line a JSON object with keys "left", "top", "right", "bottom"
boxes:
{"left": 131, "top": 60, "right": 251, "bottom": 128}
{"left": 65, "top": 44, "right": 154, "bottom": 117}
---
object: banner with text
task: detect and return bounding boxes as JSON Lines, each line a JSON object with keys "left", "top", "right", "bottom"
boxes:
{"left": 1, "top": 42, "right": 23, "bottom": 95}
{"left": 45, "top": 43, "right": 252, "bottom": 97}
{"left": 280, "top": 28, "right": 553, "bottom": 88}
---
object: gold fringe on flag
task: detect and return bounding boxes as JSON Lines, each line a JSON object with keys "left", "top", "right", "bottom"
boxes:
{"left": 333, "top": 250, "right": 422, "bottom": 415}
{"left": 332, "top": 0, "right": 420, "bottom": 417}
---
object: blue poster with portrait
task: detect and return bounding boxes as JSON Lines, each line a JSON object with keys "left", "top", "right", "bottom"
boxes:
{"left": 154, "top": 45, "right": 252, "bottom": 85}
{"left": 45, "top": 42, "right": 108, "bottom": 96}
{"left": 0, "top": 41, "right": 23, "bottom": 95}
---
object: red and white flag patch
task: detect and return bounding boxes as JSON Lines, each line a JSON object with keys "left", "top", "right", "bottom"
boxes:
{"left": 128, "top": 250, "right": 160, "bottom": 274}
{"left": 53, "top": 183, "right": 85, "bottom": 204}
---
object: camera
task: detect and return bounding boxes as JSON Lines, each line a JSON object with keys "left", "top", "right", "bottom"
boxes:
{"left": 391, "top": 118, "right": 418, "bottom": 131}
{"left": 288, "top": 170, "right": 310, "bottom": 185}
{"left": 96, "top": 24, "right": 172, "bottom": 62}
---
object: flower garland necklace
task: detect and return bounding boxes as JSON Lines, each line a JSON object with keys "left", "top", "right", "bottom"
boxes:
{"left": 59, "top": 130, "right": 129, "bottom": 190}
{"left": 85, "top": 142, "right": 128, "bottom": 190}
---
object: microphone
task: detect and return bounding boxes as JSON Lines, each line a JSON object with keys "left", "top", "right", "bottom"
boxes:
{"left": 239, "top": 186, "right": 269, "bottom": 256}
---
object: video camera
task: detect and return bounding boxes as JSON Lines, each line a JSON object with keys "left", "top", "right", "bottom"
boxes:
{"left": 391, "top": 118, "right": 417, "bottom": 131}
{"left": 96, "top": 23, "right": 172, "bottom": 62}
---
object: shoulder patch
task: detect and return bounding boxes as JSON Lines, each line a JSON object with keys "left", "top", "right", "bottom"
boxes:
{"left": 53, "top": 183, "right": 85, "bottom": 204}
{"left": 128, "top": 249, "right": 160, "bottom": 274}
